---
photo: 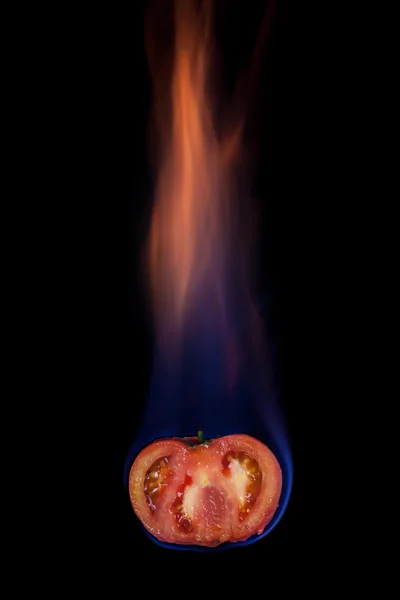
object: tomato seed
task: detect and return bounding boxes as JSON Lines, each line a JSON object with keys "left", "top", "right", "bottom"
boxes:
{"left": 144, "top": 456, "right": 172, "bottom": 512}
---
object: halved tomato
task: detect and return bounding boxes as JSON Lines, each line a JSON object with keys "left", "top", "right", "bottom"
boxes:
{"left": 128, "top": 433, "right": 282, "bottom": 547}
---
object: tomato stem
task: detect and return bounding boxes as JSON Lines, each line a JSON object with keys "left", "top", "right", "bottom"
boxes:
{"left": 174, "top": 431, "right": 213, "bottom": 447}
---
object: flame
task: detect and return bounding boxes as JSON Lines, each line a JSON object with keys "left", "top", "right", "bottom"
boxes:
{"left": 126, "top": 0, "right": 293, "bottom": 550}
{"left": 147, "top": 0, "right": 242, "bottom": 354}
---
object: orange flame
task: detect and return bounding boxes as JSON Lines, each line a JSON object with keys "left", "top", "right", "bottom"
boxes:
{"left": 147, "top": 0, "right": 242, "bottom": 345}
{"left": 145, "top": 0, "right": 276, "bottom": 385}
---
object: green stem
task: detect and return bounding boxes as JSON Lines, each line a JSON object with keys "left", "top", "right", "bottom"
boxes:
{"left": 197, "top": 430, "right": 204, "bottom": 444}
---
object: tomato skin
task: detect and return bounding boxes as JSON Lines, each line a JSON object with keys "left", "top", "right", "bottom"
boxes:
{"left": 128, "top": 434, "right": 282, "bottom": 547}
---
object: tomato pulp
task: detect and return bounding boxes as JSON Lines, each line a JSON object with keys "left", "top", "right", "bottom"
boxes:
{"left": 129, "top": 433, "right": 282, "bottom": 547}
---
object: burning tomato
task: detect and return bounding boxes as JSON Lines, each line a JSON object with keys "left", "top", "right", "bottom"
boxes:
{"left": 128, "top": 433, "right": 282, "bottom": 547}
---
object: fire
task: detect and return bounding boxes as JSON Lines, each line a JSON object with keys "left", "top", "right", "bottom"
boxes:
{"left": 125, "top": 0, "right": 293, "bottom": 550}
{"left": 147, "top": 0, "right": 241, "bottom": 351}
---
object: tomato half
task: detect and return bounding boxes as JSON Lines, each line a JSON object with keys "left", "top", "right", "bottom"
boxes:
{"left": 128, "top": 433, "right": 282, "bottom": 547}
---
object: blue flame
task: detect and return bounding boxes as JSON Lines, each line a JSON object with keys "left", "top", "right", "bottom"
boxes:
{"left": 124, "top": 295, "right": 293, "bottom": 552}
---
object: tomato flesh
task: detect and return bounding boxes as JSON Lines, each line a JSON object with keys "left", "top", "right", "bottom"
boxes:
{"left": 129, "top": 434, "right": 282, "bottom": 547}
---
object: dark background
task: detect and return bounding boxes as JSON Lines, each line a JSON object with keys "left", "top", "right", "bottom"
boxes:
{"left": 55, "top": 0, "right": 344, "bottom": 581}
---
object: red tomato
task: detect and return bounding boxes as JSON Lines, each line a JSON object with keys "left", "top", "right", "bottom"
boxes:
{"left": 129, "top": 433, "right": 282, "bottom": 547}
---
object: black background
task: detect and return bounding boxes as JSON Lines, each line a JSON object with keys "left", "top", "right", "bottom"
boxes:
{"left": 52, "top": 0, "right": 347, "bottom": 582}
